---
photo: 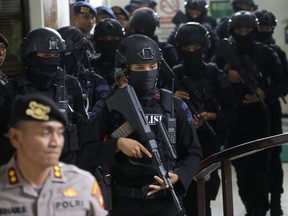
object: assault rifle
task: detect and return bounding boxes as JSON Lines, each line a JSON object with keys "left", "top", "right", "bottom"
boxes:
{"left": 161, "top": 59, "right": 216, "bottom": 136}
{"left": 215, "top": 38, "right": 267, "bottom": 109}
{"left": 55, "top": 68, "right": 79, "bottom": 155}
{"left": 106, "top": 85, "right": 183, "bottom": 213}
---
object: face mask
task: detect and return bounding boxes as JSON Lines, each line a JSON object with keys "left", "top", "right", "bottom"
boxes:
{"left": 129, "top": 69, "right": 158, "bottom": 100}
{"left": 232, "top": 31, "right": 256, "bottom": 54}
{"left": 135, "top": 27, "right": 155, "bottom": 39}
{"left": 257, "top": 32, "right": 273, "bottom": 44}
{"left": 96, "top": 40, "right": 121, "bottom": 57}
{"left": 27, "top": 55, "right": 60, "bottom": 89}
{"left": 181, "top": 49, "right": 205, "bottom": 67}
{"left": 61, "top": 53, "right": 77, "bottom": 76}
{"left": 34, "top": 56, "right": 61, "bottom": 73}
{"left": 232, "top": 31, "right": 256, "bottom": 45}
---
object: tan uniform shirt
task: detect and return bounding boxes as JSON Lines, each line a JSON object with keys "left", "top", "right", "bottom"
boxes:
{"left": 0, "top": 157, "right": 108, "bottom": 216}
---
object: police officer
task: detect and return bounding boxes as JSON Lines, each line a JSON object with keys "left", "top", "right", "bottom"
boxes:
{"left": 72, "top": 1, "right": 98, "bottom": 67}
{"left": 214, "top": 11, "right": 285, "bottom": 216}
{"left": 80, "top": 34, "right": 202, "bottom": 216}
{"left": 184, "top": 0, "right": 217, "bottom": 29}
{"left": 58, "top": 26, "right": 110, "bottom": 116}
{"left": 91, "top": 18, "right": 125, "bottom": 87}
{"left": 95, "top": 6, "right": 116, "bottom": 24}
{"left": 215, "top": 0, "right": 258, "bottom": 40}
{"left": 173, "top": 22, "right": 238, "bottom": 216}
{"left": 130, "top": 7, "right": 179, "bottom": 69}
{"left": 111, "top": 6, "right": 131, "bottom": 37}
{"left": 0, "top": 27, "right": 87, "bottom": 166}
{"left": 0, "top": 93, "right": 108, "bottom": 216}
{"left": 168, "top": 0, "right": 219, "bottom": 62}
{"left": 254, "top": 9, "right": 287, "bottom": 216}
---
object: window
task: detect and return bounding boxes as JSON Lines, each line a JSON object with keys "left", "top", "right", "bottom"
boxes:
{"left": 0, "top": 0, "right": 29, "bottom": 77}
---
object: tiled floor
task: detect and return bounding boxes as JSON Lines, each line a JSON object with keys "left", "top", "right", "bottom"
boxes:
{"left": 211, "top": 163, "right": 288, "bottom": 216}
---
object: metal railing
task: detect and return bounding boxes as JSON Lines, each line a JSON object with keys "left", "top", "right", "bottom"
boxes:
{"left": 194, "top": 132, "right": 288, "bottom": 216}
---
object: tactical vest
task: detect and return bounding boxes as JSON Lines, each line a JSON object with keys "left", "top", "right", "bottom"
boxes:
{"left": 112, "top": 89, "right": 177, "bottom": 178}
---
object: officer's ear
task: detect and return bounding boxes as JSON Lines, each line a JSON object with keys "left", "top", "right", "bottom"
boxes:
{"left": 8, "top": 127, "right": 22, "bottom": 149}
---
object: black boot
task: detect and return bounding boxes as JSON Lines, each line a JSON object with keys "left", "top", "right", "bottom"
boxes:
{"left": 270, "top": 193, "right": 283, "bottom": 216}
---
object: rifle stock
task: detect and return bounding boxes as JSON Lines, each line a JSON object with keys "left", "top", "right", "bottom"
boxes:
{"left": 105, "top": 85, "right": 183, "bottom": 213}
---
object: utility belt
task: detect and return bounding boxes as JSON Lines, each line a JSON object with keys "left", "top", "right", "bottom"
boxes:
{"left": 114, "top": 186, "right": 170, "bottom": 200}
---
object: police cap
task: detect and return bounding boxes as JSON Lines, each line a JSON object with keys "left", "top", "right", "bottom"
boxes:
{"left": 111, "top": 6, "right": 130, "bottom": 21}
{"left": 96, "top": 6, "right": 116, "bottom": 19}
{"left": 9, "top": 94, "right": 67, "bottom": 127}
{"left": 0, "top": 33, "right": 8, "bottom": 47}
{"left": 73, "top": 1, "right": 97, "bottom": 16}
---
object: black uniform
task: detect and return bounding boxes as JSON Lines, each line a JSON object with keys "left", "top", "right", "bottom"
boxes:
{"left": 91, "top": 18, "right": 125, "bottom": 87}
{"left": 58, "top": 26, "right": 110, "bottom": 115}
{"left": 129, "top": 7, "right": 180, "bottom": 68}
{"left": 0, "top": 27, "right": 88, "bottom": 166}
{"left": 255, "top": 9, "right": 288, "bottom": 215}
{"left": 214, "top": 11, "right": 285, "bottom": 216}
{"left": 80, "top": 34, "right": 202, "bottom": 216}
{"left": 172, "top": 22, "right": 237, "bottom": 216}
{"left": 0, "top": 69, "right": 88, "bottom": 165}
{"left": 167, "top": 0, "right": 219, "bottom": 62}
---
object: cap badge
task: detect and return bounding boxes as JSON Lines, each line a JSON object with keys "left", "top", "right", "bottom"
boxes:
{"left": 26, "top": 101, "right": 51, "bottom": 121}
{"left": 80, "top": 6, "right": 90, "bottom": 14}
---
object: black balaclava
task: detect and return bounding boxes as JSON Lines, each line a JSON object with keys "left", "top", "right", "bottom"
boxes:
{"left": 61, "top": 50, "right": 83, "bottom": 76}
{"left": 134, "top": 27, "right": 156, "bottom": 40}
{"left": 96, "top": 40, "right": 121, "bottom": 63}
{"left": 257, "top": 31, "right": 274, "bottom": 45}
{"left": 180, "top": 48, "right": 205, "bottom": 68}
{"left": 27, "top": 54, "right": 60, "bottom": 89}
{"left": 128, "top": 69, "right": 158, "bottom": 101}
{"left": 186, "top": 12, "right": 205, "bottom": 24}
{"left": 232, "top": 31, "right": 256, "bottom": 54}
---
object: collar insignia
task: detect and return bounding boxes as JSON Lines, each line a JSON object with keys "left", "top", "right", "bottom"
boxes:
{"left": 7, "top": 167, "right": 19, "bottom": 185}
{"left": 63, "top": 187, "right": 78, "bottom": 197}
{"left": 26, "top": 101, "right": 51, "bottom": 120}
{"left": 53, "top": 165, "right": 62, "bottom": 179}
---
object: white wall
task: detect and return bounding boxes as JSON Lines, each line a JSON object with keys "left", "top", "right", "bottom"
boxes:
{"left": 29, "top": 0, "right": 70, "bottom": 29}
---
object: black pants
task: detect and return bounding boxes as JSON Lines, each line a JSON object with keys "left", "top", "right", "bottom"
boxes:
{"left": 227, "top": 103, "right": 271, "bottom": 212}
{"left": 109, "top": 195, "right": 185, "bottom": 216}
{"left": 183, "top": 170, "right": 220, "bottom": 216}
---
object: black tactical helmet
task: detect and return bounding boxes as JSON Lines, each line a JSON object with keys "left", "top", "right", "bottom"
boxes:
{"left": 254, "top": 9, "right": 277, "bottom": 27}
{"left": 21, "top": 27, "right": 66, "bottom": 58}
{"left": 174, "top": 22, "right": 211, "bottom": 48}
{"left": 115, "top": 34, "right": 162, "bottom": 67}
{"left": 184, "top": 0, "right": 208, "bottom": 13}
{"left": 57, "top": 26, "right": 86, "bottom": 52}
{"left": 94, "top": 18, "right": 125, "bottom": 38}
{"left": 231, "top": 0, "right": 257, "bottom": 11}
{"left": 228, "top": 11, "right": 259, "bottom": 32}
{"left": 130, "top": 7, "right": 160, "bottom": 32}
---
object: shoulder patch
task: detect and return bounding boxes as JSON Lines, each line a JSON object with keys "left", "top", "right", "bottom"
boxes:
{"left": 92, "top": 181, "right": 105, "bottom": 209}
